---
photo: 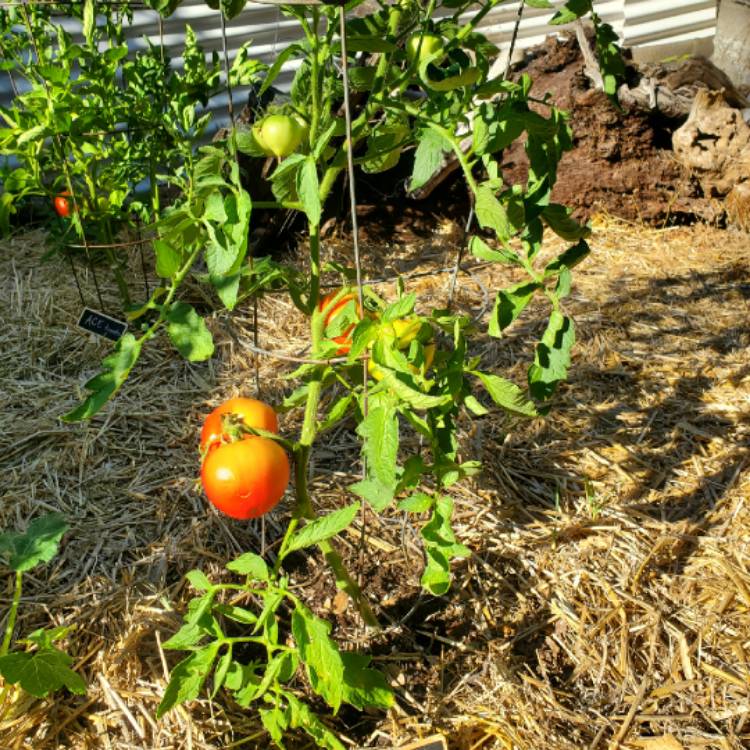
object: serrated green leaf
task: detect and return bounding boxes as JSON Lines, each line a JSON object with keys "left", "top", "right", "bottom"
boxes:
{"left": 185, "top": 569, "right": 212, "bottom": 591}
{"left": 488, "top": 281, "right": 541, "bottom": 337}
{"left": 409, "top": 129, "right": 450, "bottom": 192}
{"left": 340, "top": 652, "right": 393, "bottom": 710}
{"left": 291, "top": 604, "right": 344, "bottom": 711}
{"left": 211, "top": 646, "right": 232, "bottom": 698}
{"left": 475, "top": 184, "right": 510, "bottom": 241}
{"left": 0, "top": 648, "right": 86, "bottom": 698}
{"left": 285, "top": 504, "right": 360, "bottom": 555}
{"left": 420, "top": 496, "right": 470, "bottom": 596}
{"left": 357, "top": 406, "right": 398, "bottom": 490}
{"left": 472, "top": 371, "right": 538, "bottom": 417}
{"left": 156, "top": 642, "right": 221, "bottom": 718}
{"left": 62, "top": 333, "right": 143, "bottom": 422}
{"left": 0, "top": 513, "right": 67, "bottom": 573}
{"left": 349, "top": 479, "right": 394, "bottom": 513}
{"left": 397, "top": 492, "right": 434, "bottom": 513}
{"left": 166, "top": 302, "right": 214, "bottom": 362}
{"left": 544, "top": 238, "right": 590, "bottom": 276}
{"left": 469, "top": 235, "right": 517, "bottom": 264}
{"left": 153, "top": 239, "right": 182, "bottom": 278}
{"left": 528, "top": 311, "right": 575, "bottom": 401}
{"left": 297, "top": 157, "right": 321, "bottom": 226}
{"left": 378, "top": 371, "right": 451, "bottom": 410}
{"left": 541, "top": 204, "right": 591, "bottom": 241}
{"left": 226, "top": 552, "right": 269, "bottom": 580}
{"left": 286, "top": 691, "right": 346, "bottom": 750}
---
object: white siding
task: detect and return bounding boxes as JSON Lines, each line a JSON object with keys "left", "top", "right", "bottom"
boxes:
{"left": 0, "top": 0, "right": 721, "bottom": 128}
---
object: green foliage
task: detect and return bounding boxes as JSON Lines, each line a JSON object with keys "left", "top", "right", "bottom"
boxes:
{"left": 158, "top": 554, "right": 393, "bottom": 747}
{"left": 0, "top": 515, "right": 86, "bottom": 703}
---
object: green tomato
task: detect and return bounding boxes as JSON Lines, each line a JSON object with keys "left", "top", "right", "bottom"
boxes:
{"left": 260, "top": 114, "right": 303, "bottom": 159}
{"left": 252, "top": 122, "right": 275, "bottom": 157}
{"left": 406, "top": 33, "right": 444, "bottom": 66}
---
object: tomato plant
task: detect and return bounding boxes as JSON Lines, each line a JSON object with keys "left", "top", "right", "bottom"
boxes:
{"left": 201, "top": 438, "right": 290, "bottom": 520}
{"left": 16, "top": 0, "right": 628, "bottom": 744}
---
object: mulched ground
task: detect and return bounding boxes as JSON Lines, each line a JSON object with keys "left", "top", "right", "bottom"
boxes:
{"left": 1, "top": 215, "right": 749, "bottom": 750}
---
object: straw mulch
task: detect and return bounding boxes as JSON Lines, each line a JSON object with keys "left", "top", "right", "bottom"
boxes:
{"left": 1, "top": 215, "right": 749, "bottom": 750}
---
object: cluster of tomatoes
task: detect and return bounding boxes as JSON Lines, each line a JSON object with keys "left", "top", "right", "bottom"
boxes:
{"left": 200, "top": 397, "right": 290, "bottom": 520}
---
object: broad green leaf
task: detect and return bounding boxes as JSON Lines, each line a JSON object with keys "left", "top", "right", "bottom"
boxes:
{"left": 286, "top": 691, "right": 346, "bottom": 750}
{"left": 0, "top": 648, "right": 86, "bottom": 698}
{"left": 157, "top": 642, "right": 221, "bottom": 717}
{"left": 528, "top": 311, "right": 576, "bottom": 400}
{"left": 162, "top": 621, "right": 206, "bottom": 651}
{"left": 475, "top": 184, "right": 510, "bottom": 241}
{"left": 297, "top": 157, "right": 321, "bottom": 226}
{"left": 62, "top": 334, "right": 143, "bottom": 422}
{"left": 203, "top": 192, "right": 228, "bottom": 224}
{"left": 285, "top": 504, "right": 360, "bottom": 555}
{"left": 544, "top": 238, "right": 591, "bottom": 276}
{"left": 472, "top": 372, "right": 538, "bottom": 417}
{"left": 211, "top": 647, "right": 233, "bottom": 698}
{"left": 488, "top": 281, "right": 541, "bottom": 337}
{"left": 0, "top": 513, "right": 68, "bottom": 573}
{"left": 469, "top": 235, "right": 517, "bottom": 265}
{"left": 357, "top": 406, "right": 398, "bottom": 490}
{"left": 420, "top": 496, "right": 470, "bottom": 595}
{"left": 378, "top": 371, "right": 451, "bottom": 410}
{"left": 260, "top": 43, "right": 303, "bottom": 95}
{"left": 349, "top": 479, "right": 394, "bottom": 513}
{"left": 166, "top": 302, "right": 215, "bottom": 362}
{"left": 291, "top": 604, "right": 344, "bottom": 711}
{"left": 154, "top": 239, "right": 181, "bottom": 278}
{"left": 409, "top": 129, "right": 450, "bottom": 192}
{"left": 541, "top": 204, "right": 591, "bottom": 241}
{"left": 227, "top": 552, "right": 269, "bottom": 581}
{"left": 463, "top": 393, "right": 489, "bottom": 416}
{"left": 381, "top": 293, "right": 416, "bottom": 322}
{"left": 210, "top": 271, "right": 241, "bottom": 311}
{"left": 525, "top": 0, "right": 552, "bottom": 6}
{"left": 82, "top": 0, "right": 95, "bottom": 44}
{"left": 549, "top": 0, "right": 592, "bottom": 26}
{"left": 185, "top": 569, "right": 212, "bottom": 592}
{"left": 397, "top": 492, "right": 434, "bottom": 513}
{"left": 340, "top": 652, "right": 393, "bottom": 710}
{"left": 213, "top": 604, "right": 257, "bottom": 625}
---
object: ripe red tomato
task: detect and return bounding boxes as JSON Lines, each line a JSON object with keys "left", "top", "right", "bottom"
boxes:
{"left": 318, "top": 290, "right": 362, "bottom": 355}
{"left": 200, "top": 397, "right": 278, "bottom": 453}
{"left": 201, "top": 438, "right": 290, "bottom": 520}
{"left": 53, "top": 192, "right": 72, "bottom": 218}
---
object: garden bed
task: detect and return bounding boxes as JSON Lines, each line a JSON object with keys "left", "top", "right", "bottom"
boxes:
{"left": 1, "top": 216, "right": 749, "bottom": 749}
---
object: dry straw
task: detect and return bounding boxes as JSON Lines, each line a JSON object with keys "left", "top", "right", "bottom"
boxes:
{"left": 1, "top": 214, "right": 749, "bottom": 749}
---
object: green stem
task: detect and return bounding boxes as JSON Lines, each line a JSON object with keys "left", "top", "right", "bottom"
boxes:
{"left": 309, "top": 8, "right": 321, "bottom": 145}
{"left": 307, "top": 222, "right": 321, "bottom": 315}
{"left": 1, "top": 572, "right": 22, "bottom": 657}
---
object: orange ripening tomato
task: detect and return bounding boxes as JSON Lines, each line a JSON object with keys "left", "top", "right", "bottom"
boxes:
{"left": 318, "top": 290, "right": 362, "bottom": 355}
{"left": 53, "top": 191, "right": 72, "bottom": 218}
{"left": 201, "top": 438, "right": 290, "bottom": 520}
{"left": 200, "top": 397, "right": 278, "bottom": 453}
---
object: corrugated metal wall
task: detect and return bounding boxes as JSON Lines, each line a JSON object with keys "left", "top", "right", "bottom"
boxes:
{"left": 1, "top": 0, "right": 719, "bottom": 131}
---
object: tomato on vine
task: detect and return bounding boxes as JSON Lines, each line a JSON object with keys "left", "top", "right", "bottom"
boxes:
{"left": 318, "top": 290, "right": 362, "bottom": 355}
{"left": 201, "top": 438, "right": 290, "bottom": 519}
{"left": 53, "top": 191, "right": 72, "bottom": 218}
{"left": 200, "top": 396, "right": 279, "bottom": 454}
{"left": 259, "top": 114, "right": 303, "bottom": 159}
{"left": 406, "top": 32, "right": 444, "bottom": 65}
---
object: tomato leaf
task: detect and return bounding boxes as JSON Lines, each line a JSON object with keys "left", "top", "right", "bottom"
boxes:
{"left": 472, "top": 372, "right": 538, "bottom": 417}
{"left": 356, "top": 406, "right": 398, "bottom": 491}
{"left": 420, "top": 496, "right": 470, "bottom": 595}
{"left": 62, "top": 333, "right": 143, "bottom": 422}
{"left": 156, "top": 642, "right": 221, "bottom": 718}
{"left": 488, "top": 280, "right": 541, "bottom": 337}
{"left": 541, "top": 204, "right": 591, "bottom": 241}
{"left": 291, "top": 604, "right": 344, "bottom": 711}
{"left": 226, "top": 552, "right": 269, "bottom": 581}
{"left": 340, "top": 653, "right": 393, "bottom": 710}
{"left": 544, "top": 238, "right": 591, "bottom": 276}
{"left": 348, "top": 479, "right": 394, "bottom": 513}
{"left": 0, "top": 513, "right": 68, "bottom": 573}
{"left": 528, "top": 311, "right": 576, "bottom": 401}
{"left": 297, "top": 157, "right": 321, "bottom": 226}
{"left": 285, "top": 504, "right": 360, "bottom": 556}
{"left": 469, "top": 235, "right": 518, "bottom": 265}
{"left": 166, "top": 302, "right": 215, "bottom": 362}
{"left": 0, "top": 648, "right": 86, "bottom": 698}
{"left": 549, "top": 0, "right": 593, "bottom": 25}
{"left": 409, "top": 128, "right": 450, "bottom": 192}
{"left": 475, "top": 183, "right": 510, "bottom": 242}
{"left": 154, "top": 239, "right": 182, "bottom": 278}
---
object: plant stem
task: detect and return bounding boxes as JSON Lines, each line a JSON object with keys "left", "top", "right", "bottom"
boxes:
{"left": 1, "top": 572, "right": 22, "bottom": 657}
{"left": 307, "top": 222, "right": 320, "bottom": 316}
